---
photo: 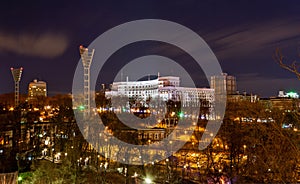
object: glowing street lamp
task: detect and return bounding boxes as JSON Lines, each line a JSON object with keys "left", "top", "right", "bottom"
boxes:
{"left": 42, "top": 148, "right": 47, "bottom": 156}
{"left": 18, "top": 176, "right": 22, "bottom": 182}
{"left": 145, "top": 177, "right": 152, "bottom": 184}
{"left": 179, "top": 112, "right": 184, "bottom": 118}
{"left": 85, "top": 157, "right": 89, "bottom": 166}
{"left": 104, "top": 162, "right": 108, "bottom": 169}
{"left": 225, "top": 145, "right": 228, "bottom": 150}
{"left": 45, "top": 140, "right": 49, "bottom": 145}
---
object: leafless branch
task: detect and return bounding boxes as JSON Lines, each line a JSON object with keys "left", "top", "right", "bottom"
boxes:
{"left": 274, "top": 48, "right": 300, "bottom": 80}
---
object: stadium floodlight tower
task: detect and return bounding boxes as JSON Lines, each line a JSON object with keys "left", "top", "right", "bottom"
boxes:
{"left": 79, "top": 45, "right": 95, "bottom": 119}
{"left": 11, "top": 67, "right": 23, "bottom": 107}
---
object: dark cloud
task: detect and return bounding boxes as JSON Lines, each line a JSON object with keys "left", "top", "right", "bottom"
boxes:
{"left": 0, "top": 32, "right": 69, "bottom": 58}
{"left": 206, "top": 18, "right": 300, "bottom": 59}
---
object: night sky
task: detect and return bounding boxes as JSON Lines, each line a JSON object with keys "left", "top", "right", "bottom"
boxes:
{"left": 1, "top": 1, "right": 300, "bottom": 97}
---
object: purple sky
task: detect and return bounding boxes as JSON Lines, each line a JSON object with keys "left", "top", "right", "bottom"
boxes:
{"left": 0, "top": 1, "right": 300, "bottom": 97}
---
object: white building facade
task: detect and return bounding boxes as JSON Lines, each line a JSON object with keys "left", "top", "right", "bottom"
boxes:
{"left": 106, "top": 76, "right": 214, "bottom": 109}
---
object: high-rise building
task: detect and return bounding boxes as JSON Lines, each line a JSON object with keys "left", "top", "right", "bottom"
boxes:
{"left": 210, "top": 73, "right": 237, "bottom": 95}
{"left": 28, "top": 79, "right": 47, "bottom": 98}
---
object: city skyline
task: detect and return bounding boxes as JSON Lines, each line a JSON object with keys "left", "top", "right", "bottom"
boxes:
{"left": 0, "top": 1, "right": 300, "bottom": 97}
{"left": 1, "top": 67, "right": 298, "bottom": 99}
{"left": 0, "top": 2, "right": 299, "bottom": 183}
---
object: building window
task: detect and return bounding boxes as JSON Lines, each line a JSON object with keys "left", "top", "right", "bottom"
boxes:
{"left": 4, "top": 135, "right": 9, "bottom": 145}
{"left": 149, "top": 133, "right": 153, "bottom": 139}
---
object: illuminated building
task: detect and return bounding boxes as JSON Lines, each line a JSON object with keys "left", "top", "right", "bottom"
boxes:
{"left": 210, "top": 73, "right": 235, "bottom": 119}
{"left": 227, "top": 92, "right": 259, "bottom": 103}
{"left": 278, "top": 90, "right": 299, "bottom": 98}
{"left": 137, "top": 129, "right": 166, "bottom": 141}
{"left": 104, "top": 75, "right": 215, "bottom": 152}
{"left": 106, "top": 75, "right": 214, "bottom": 112}
{"left": 28, "top": 79, "right": 47, "bottom": 98}
{"left": 210, "top": 73, "right": 237, "bottom": 95}
{"left": 260, "top": 90, "right": 300, "bottom": 112}
{"left": 10, "top": 67, "right": 23, "bottom": 107}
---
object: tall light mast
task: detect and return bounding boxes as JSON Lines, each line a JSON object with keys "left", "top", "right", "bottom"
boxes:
{"left": 11, "top": 67, "right": 23, "bottom": 107}
{"left": 79, "top": 45, "right": 94, "bottom": 118}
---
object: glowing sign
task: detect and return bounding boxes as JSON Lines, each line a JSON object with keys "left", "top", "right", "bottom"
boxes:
{"left": 286, "top": 91, "right": 299, "bottom": 99}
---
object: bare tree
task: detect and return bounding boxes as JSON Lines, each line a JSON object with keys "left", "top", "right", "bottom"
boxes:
{"left": 274, "top": 48, "right": 300, "bottom": 80}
